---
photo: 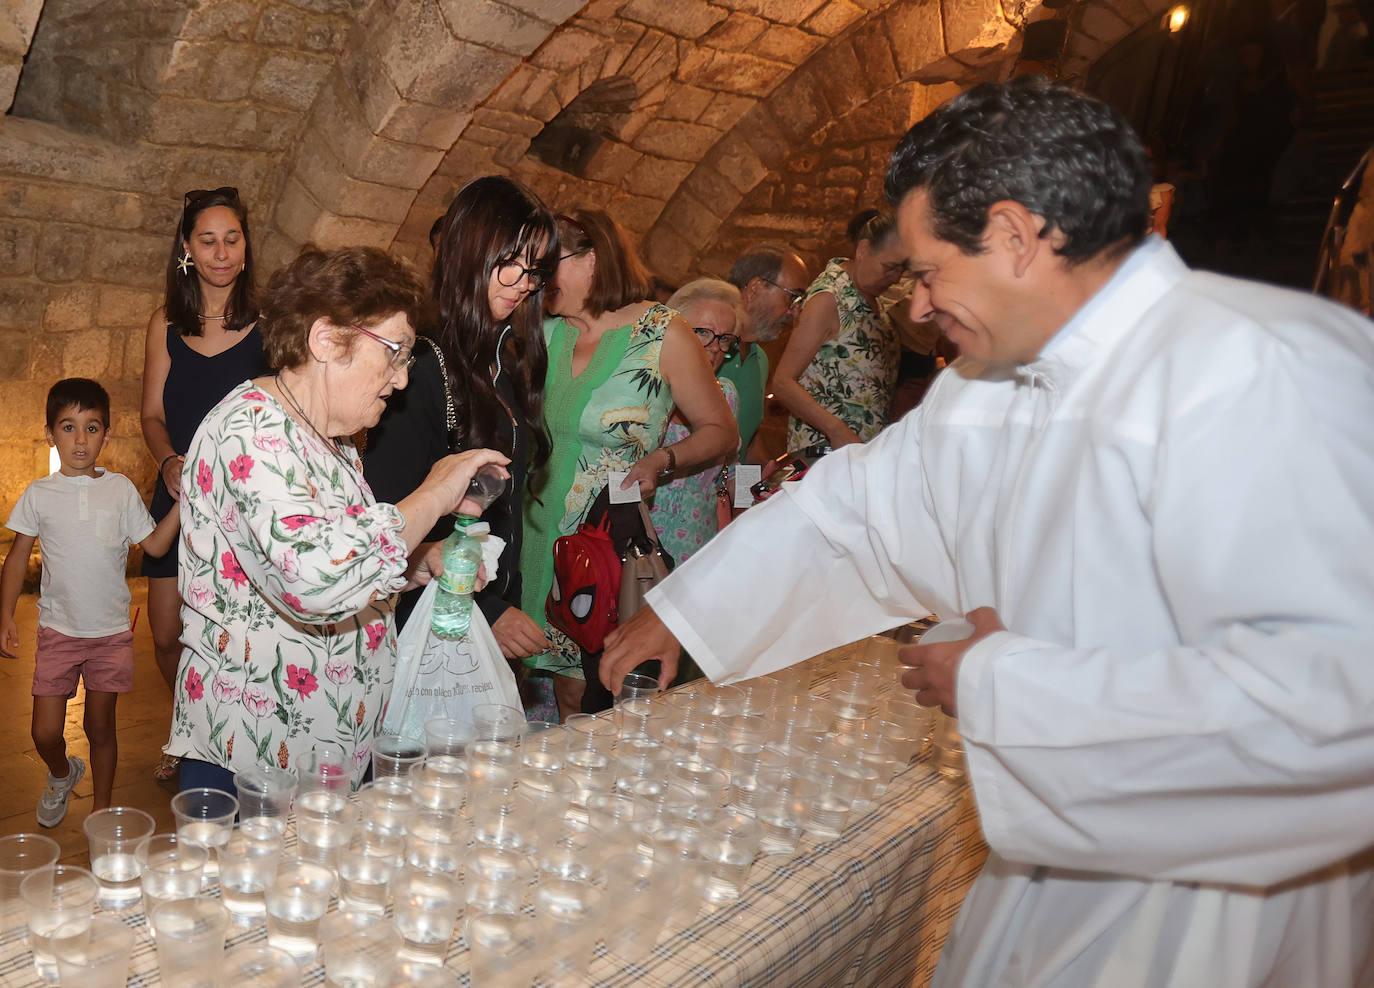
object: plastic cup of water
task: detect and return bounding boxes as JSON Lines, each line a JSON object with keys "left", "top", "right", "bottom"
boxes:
{"left": 371, "top": 733, "right": 427, "bottom": 780}
{"left": 0, "top": 832, "right": 60, "bottom": 933}
{"left": 233, "top": 765, "right": 297, "bottom": 838}
{"left": 170, "top": 787, "right": 239, "bottom": 881}
{"left": 151, "top": 896, "right": 230, "bottom": 985}
{"left": 265, "top": 860, "right": 335, "bottom": 960}
{"left": 391, "top": 866, "right": 461, "bottom": 964}
{"left": 83, "top": 806, "right": 155, "bottom": 910}
{"left": 20, "top": 865, "right": 98, "bottom": 981}
{"left": 320, "top": 908, "right": 402, "bottom": 986}
{"left": 53, "top": 914, "right": 134, "bottom": 988}
{"left": 218, "top": 831, "right": 281, "bottom": 925}
{"left": 136, "top": 835, "right": 207, "bottom": 931}
{"left": 215, "top": 943, "right": 300, "bottom": 987}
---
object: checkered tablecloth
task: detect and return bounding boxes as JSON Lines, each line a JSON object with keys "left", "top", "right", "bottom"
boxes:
{"left": 0, "top": 638, "right": 988, "bottom": 987}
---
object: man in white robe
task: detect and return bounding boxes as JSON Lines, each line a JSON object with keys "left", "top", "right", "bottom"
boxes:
{"left": 600, "top": 77, "right": 1374, "bottom": 986}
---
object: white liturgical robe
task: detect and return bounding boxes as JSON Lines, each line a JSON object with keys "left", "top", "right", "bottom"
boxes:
{"left": 646, "top": 238, "right": 1374, "bottom": 986}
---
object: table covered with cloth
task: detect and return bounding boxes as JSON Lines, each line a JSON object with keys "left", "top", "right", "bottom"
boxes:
{"left": 0, "top": 660, "right": 986, "bottom": 987}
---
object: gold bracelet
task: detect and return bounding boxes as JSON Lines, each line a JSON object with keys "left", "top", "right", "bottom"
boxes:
{"left": 657, "top": 446, "right": 676, "bottom": 477}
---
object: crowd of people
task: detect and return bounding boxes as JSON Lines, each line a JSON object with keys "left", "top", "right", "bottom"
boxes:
{"left": 2, "top": 72, "right": 1371, "bottom": 987}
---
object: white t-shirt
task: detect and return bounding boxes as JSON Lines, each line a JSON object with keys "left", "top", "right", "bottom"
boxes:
{"left": 6, "top": 468, "right": 155, "bottom": 638}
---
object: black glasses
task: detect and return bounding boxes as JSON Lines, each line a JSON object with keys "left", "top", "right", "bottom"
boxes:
{"left": 763, "top": 279, "right": 804, "bottom": 307}
{"left": 184, "top": 186, "right": 240, "bottom": 207}
{"left": 495, "top": 259, "right": 550, "bottom": 292}
{"left": 351, "top": 324, "right": 416, "bottom": 370}
{"left": 693, "top": 327, "right": 740, "bottom": 353}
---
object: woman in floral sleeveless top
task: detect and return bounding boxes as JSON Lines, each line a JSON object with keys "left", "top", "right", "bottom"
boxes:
{"left": 774, "top": 212, "right": 909, "bottom": 449}
{"left": 521, "top": 210, "right": 736, "bottom": 719}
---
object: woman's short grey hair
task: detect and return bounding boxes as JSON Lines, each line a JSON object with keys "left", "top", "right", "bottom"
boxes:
{"left": 667, "top": 278, "right": 742, "bottom": 321}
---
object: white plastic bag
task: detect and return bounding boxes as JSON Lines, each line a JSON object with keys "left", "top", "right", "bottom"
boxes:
{"left": 384, "top": 579, "right": 523, "bottom": 744}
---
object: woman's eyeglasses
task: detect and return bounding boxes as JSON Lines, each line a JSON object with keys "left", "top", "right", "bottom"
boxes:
{"left": 693, "top": 327, "right": 740, "bottom": 354}
{"left": 495, "top": 260, "right": 551, "bottom": 292}
{"left": 351, "top": 324, "right": 416, "bottom": 370}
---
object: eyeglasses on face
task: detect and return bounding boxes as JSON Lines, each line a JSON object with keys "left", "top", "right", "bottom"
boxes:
{"left": 692, "top": 327, "right": 740, "bottom": 353}
{"left": 495, "top": 259, "right": 551, "bottom": 292}
{"left": 184, "top": 186, "right": 240, "bottom": 206}
{"left": 351, "top": 324, "right": 416, "bottom": 370}
{"left": 763, "top": 278, "right": 804, "bottom": 306}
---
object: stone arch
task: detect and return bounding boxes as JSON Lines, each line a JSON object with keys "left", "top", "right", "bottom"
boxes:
{"left": 1056, "top": 0, "right": 1179, "bottom": 83}
{"left": 260, "top": 0, "right": 588, "bottom": 269}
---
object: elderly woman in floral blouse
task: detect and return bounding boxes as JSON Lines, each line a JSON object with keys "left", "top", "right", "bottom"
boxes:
{"left": 165, "top": 246, "right": 507, "bottom": 792}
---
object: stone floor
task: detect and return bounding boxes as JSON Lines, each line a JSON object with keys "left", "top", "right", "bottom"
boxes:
{"left": 0, "top": 579, "right": 178, "bottom": 865}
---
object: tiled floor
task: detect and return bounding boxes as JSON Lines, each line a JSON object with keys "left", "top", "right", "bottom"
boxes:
{"left": 1, "top": 580, "right": 178, "bottom": 865}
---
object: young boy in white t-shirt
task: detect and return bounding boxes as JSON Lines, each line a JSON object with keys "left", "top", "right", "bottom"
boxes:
{"left": 0, "top": 378, "right": 180, "bottom": 827}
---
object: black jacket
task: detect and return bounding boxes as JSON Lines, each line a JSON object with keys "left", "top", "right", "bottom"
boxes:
{"left": 363, "top": 331, "right": 530, "bottom": 631}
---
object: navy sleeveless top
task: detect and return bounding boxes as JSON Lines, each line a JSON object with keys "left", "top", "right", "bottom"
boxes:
{"left": 142, "top": 322, "right": 268, "bottom": 576}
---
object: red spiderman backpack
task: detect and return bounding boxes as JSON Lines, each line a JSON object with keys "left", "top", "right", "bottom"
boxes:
{"left": 546, "top": 516, "right": 622, "bottom": 653}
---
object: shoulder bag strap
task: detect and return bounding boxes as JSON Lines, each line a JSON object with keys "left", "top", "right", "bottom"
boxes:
{"left": 419, "top": 336, "right": 457, "bottom": 435}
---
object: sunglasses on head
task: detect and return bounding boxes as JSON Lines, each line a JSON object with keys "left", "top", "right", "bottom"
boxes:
{"left": 183, "top": 186, "right": 240, "bottom": 207}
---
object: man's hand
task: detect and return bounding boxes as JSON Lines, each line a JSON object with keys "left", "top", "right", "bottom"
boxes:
{"left": 491, "top": 607, "right": 549, "bottom": 660}
{"left": 899, "top": 606, "right": 1005, "bottom": 716}
{"left": 0, "top": 616, "right": 20, "bottom": 658}
{"left": 601, "top": 606, "right": 682, "bottom": 694}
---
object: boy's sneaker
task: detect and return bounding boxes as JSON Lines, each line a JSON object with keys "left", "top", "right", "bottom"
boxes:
{"left": 36, "top": 756, "right": 85, "bottom": 828}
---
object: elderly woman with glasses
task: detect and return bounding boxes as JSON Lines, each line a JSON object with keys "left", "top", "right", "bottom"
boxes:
{"left": 522, "top": 209, "right": 736, "bottom": 718}
{"left": 772, "top": 210, "right": 909, "bottom": 450}
{"left": 648, "top": 278, "right": 743, "bottom": 564}
{"left": 165, "top": 246, "right": 508, "bottom": 793}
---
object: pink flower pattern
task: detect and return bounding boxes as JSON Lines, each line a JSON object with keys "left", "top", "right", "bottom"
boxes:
{"left": 169, "top": 380, "right": 408, "bottom": 788}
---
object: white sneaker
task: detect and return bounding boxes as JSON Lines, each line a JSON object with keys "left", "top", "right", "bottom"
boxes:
{"left": 36, "top": 756, "right": 85, "bottom": 828}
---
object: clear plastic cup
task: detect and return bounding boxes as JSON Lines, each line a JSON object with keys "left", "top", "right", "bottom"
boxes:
{"left": 0, "top": 832, "right": 60, "bottom": 933}
{"left": 218, "top": 831, "right": 281, "bottom": 924}
{"left": 234, "top": 765, "right": 297, "bottom": 837}
{"left": 465, "top": 845, "right": 533, "bottom": 919}
{"left": 53, "top": 913, "right": 134, "bottom": 988}
{"left": 21, "top": 865, "right": 98, "bottom": 980}
{"left": 470, "top": 790, "right": 538, "bottom": 854}
{"left": 392, "top": 866, "right": 461, "bottom": 963}
{"left": 265, "top": 860, "right": 336, "bottom": 959}
{"left": 520, "top": 723, "right": 566, "bottom": 773}
{"left": 151, "top": 896, "right": 230, "bottom": 985}
{"left": 296, "top": 788, "right": 357, "bottom": 867}
{"left": 301, "top": 741, "right": 349, "bottom": 794}
{"left": 371, "top": 733, "right": 426, "bottom": 781}
{"left": 216, "top": 943, "right": 300, "bottom": 987}
{"left": 616, "top": 672, "right": 661, "bottom": 702}
{"left": 531, "top": 856, "right": 603, "bottom": 984}
{"left": 754, "top": 776, "right": 818, "bottom": 855}
{"left": 564, "top": 748, "right": 615, "bottom": 806}
{"left": 83, "top": 806, "right": 156, "bottom": 910}
{"left": 137, "top": 834, "right": 207, "bottom": 927}
{"left": 405, "top": 808, "right": 468, "bottom": 874}
{"left": 736, "top": 677, "right": 778, "bottom": 716}
{"left": 423, "top": 718, "right": 472, "bottom": 759}
{"left": 471, "top": 703, "right": 526, "bottom": 742}
{"left": 381, "top": 959, "right": 460, "bottom": 986}
{"left": 407, "top": 761, "right": 466, "bottom": 813}
{"left": 357, "top": 777, "right": 415, "bottom": 836}
{"left": 701, "top": 811, "right": 762, "bottom": 902}
{"left": 320, "top": 908, "right": 402, "bottom": 986}
{"left": 466, "top": 910, "right": 539, "bottom": 985}
{"left": 803, "top": 758, "right": 866, "bottom": 840}
{"left": 338, "top": 830, "right": 403, "bottom": 913}
{"left": 563, "top": 713, "right": 618, "bottom": 758}
{"left": 696, "top": 683, "right": 746, "bottom": 718}
{"left": 170, "top": 787, "right": 239, "bottom": 881}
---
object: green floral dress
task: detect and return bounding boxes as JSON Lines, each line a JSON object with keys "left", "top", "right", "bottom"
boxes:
{"left": 786, "top": 258, "right": 900, "bottom": 448}
{"left": 167, "top": 381, "right": 408, "bottom": 787}
{"left": 521, "top": 304, "right": 675, "bottom": 678}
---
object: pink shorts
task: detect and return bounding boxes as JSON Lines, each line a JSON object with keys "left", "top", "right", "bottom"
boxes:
{"left": 33, "top": 627, "right": 134, "bottom": 697}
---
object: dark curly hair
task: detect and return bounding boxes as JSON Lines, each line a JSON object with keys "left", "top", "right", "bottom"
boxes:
{"left": 259, "top": 246, "right": 429, "bottom": 372}
{"left": 884, "top": 76, "right": 1151, "bottom": 263}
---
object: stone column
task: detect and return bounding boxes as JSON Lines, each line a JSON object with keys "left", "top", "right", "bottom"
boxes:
{"left": 0, "top": 0, "right": 44, "bottom": 113}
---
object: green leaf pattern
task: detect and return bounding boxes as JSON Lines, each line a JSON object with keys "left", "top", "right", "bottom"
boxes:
{"left": 787, "top": 258, "right": 900, "bottom": 448}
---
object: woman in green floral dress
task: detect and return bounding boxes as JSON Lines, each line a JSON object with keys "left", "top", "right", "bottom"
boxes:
{"left": 774, "top": 212, "right": 910, "bottom": 450}
{"left": 521, "top": 210, "right": 736, "bottom": 718}
{"left": 167, "top": 247, "right": 507, "bottom": 791}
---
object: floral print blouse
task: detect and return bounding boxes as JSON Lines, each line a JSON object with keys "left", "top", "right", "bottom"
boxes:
{"left": 521, "top": 304, "right": 675, "bottom": 678}
{"left": 166, "top": 381, "right": 409, "bottom": 787}
{"left": 786, "top": 258, "right": 900, "bottom": 449}
{"left": 650, "top": 377, "right": 738, "bottom": 564}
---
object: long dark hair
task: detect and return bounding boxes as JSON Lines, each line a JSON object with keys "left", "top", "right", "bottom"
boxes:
{"left": 431, "top": 175, "right": 557, "bottom": 476}
{"left": 163, "top": 187, "right": 257, "bottom": 337}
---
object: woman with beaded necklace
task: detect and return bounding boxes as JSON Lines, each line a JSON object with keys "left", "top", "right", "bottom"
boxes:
{"left": 141, "top": 187, "right": 267, "bottom": 780}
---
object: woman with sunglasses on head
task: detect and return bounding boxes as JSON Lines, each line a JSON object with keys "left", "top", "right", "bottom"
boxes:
{"left": 141, "top": 187, "right": 267, "bottom": 779}
{"left": 771, "top": 209, "right": 908, "bottom": 450}
{"left": 365, "top": 176, "right": 558, "bottom": 685}
{"left": 521, "top": 209, "right": 736, "bottom": 718}
{"left": 647, "top": 278, "right": 742, "bottom": 565}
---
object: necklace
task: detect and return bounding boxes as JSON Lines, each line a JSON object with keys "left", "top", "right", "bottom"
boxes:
{"left": 274, "top": 373, "right": 354, "bottom": 471}
{"left": 199, "top": 313, "right": 228, "bottom": 320}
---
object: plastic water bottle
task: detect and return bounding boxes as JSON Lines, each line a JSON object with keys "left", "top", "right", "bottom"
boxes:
{"left": 431, "top": 517, "right": 489, "bottom": 640}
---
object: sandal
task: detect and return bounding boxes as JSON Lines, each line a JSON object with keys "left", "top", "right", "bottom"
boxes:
{"left": 154, "top": 753, "right": 180, "bottom": 782}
